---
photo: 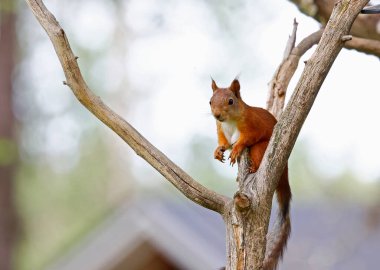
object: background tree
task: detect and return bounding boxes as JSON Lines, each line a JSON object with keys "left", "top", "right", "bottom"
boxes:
{"left": 0, "top": 1, "right": 18, "bottom": 269}
{"left": 13, "top": 1, "right": 135, "bottom": 268}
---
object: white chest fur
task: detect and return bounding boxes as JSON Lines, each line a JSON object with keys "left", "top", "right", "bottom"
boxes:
{"left": 221, "top": 121, "right": 240, "bottom": 145}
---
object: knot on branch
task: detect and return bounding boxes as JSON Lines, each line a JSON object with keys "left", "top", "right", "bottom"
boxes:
{"left": 234, "top": 192, "right": 251, "bottom": 210}
{"left": 277, "top": 88, "right": 285, "bottom": 97}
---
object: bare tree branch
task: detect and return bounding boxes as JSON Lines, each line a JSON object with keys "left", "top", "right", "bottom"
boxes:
{"left": 282, "top": 18, "right": 298, "bottom": 60}
{"left": 345, "top": 36, "right": 380, "bottom": 57}
{"left": 256, "top": 0, "right": 369, "bottom": 198}
{"left": 267, "top": 19, "right": 380, "bottom": 119}
{"left": 267, "top": 27, "right": 324, "bottom": 119}
{"left": 24, "top": 0, "right": 229, "bottom": 214}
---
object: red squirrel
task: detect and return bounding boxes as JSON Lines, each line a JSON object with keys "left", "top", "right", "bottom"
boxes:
{"left": 210, "top": 78, "right": 291, "bottom": 270}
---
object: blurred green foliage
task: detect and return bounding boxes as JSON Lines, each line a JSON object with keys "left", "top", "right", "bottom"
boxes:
{"left": 0, "top": 139, "right": 17, "bottom": 166}
{"left": 15, "top": 133, "right": 124, "bottom": 270}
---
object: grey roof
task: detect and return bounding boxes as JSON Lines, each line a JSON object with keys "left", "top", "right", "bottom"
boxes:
{"left": 282, "top": 203, "right": 380, "bottom": 270}
{"left": 47, "top": 196, "right": 380, "bottom": 270}
{"left": 47, "top": 196, "right": 226, "bottom": 270}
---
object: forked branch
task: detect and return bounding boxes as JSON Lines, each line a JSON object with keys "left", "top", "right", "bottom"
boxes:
{"left": 25, "top": 0, "right": 229, "bottom": 214}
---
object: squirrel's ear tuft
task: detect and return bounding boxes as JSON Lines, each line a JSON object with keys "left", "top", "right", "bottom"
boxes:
{"left": 211, "top": 77, "right": 218, "bottom": 92}
{"left": 229, "top": 79, "right": 241, "bottom": 98}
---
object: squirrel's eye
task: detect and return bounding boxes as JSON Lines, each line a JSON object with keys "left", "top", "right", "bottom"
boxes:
{"left": 228, "top": 98, "right": 234, "bottom": 105}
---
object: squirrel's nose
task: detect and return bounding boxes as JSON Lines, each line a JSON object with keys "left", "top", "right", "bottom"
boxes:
{"left": 214, "top": 113, "right": 221, "bottom": 120}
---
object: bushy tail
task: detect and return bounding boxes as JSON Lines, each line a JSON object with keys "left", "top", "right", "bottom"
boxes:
{"left": 263, "top": 166, "right": 291, "bottom": 270}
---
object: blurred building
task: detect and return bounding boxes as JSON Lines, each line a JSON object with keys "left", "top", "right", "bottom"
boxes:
{"left": 47, "top": 196, "right": 380, "bottom": 270}
{"left": 47, "top": 197, "right": 225, "bottom": 270}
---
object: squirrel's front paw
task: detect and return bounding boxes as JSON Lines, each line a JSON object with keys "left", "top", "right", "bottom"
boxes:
{"left": 214, "top": 146, "right": 226, "bottom": 162}
{"left": 229, "top": 146, "right": 243, "bottom": 166}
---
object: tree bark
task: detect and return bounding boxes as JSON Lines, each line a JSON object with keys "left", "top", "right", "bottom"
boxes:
{"left": 0, "top": 2, "right": 18, "bottom": 269}
{"left": 24, "top": 0, "right": 369, "bottom": 269}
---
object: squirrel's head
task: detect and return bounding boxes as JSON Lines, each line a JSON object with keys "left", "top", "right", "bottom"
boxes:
{"left": 209, "top": 78, "right": 241, "bottom": 122}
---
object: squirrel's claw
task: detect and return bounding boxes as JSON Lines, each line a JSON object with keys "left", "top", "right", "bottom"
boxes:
{"left": 229, "top": 158, "right": 236, "bottom": 166}
{"left": 229, "top": 146, "right": 242, "bottom": 166}
{"left": 229, "top": 154, "right": 236, "bottom": 166}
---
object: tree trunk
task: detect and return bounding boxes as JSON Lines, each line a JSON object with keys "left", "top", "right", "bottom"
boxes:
{"left": 0, "top": 1, "right": 18, "bottom": 269}
{"left": 224, "top": 153, "right": 272, "bottom": 269}
{"left": 225, "top": 204, "right": 270, "bottom": 269}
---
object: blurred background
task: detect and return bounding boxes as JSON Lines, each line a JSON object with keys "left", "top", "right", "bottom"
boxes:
{"left": 1, "top": 0, "right": 380, "bottom": 269}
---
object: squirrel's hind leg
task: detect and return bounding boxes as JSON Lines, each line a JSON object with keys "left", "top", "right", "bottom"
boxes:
{"left": 249, "top": 141, "right": 269, "bottom": 173}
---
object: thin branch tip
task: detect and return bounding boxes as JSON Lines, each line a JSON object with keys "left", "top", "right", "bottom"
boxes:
{"left": 283, "top": 20, "right": 298, "bottom": 60}
{"left": 341, "top": 35, "right": 353, "bottom": 41}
